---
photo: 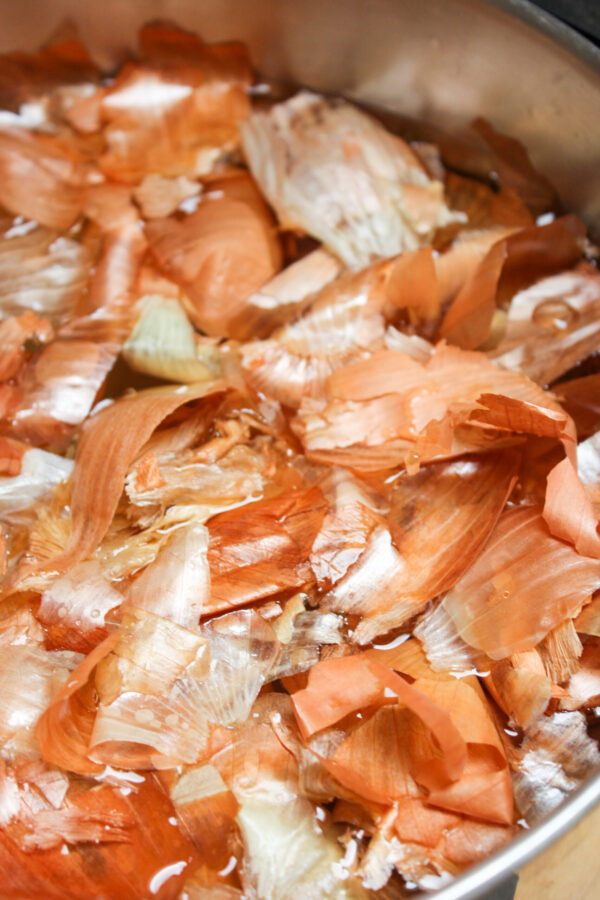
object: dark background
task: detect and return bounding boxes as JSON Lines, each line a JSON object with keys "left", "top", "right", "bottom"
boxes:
{"left": 531, "top": 0, "right": 600, "bottom": 44}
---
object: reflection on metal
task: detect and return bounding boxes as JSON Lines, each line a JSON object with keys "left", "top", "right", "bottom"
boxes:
{"left": 430, "top": 773, "right": 600, "bottom": 899}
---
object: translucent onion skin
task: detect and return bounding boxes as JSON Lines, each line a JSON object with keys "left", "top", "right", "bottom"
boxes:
{"left": 2, "top": 19, "right": 600, "bottom": 900}
{"left": 442, "top": 506, "right": 600, "bottom": 658}
{"left": 241, "top": 91, "right": 463, "bottom": 268}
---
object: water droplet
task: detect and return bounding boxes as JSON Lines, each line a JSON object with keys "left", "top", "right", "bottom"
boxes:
{"left": 532, "top": 298, "right": 577, "bottom": 333}
{"left": 74, "top": 619, "right": 81, "bottom": 627}
{"left": 502, "top": 590, "right": 510, "bottom": 599}
{"left": 90, "top": 609, "right": 101, "bottom": 619}
{"left": 134, "top": 708, "right": 155, "bottom": 725}
{"left": 165, "top": 713, "right": 178, "bottom": 727}
{"left": 57, "top": 606, "right": 67, "bottom": 618}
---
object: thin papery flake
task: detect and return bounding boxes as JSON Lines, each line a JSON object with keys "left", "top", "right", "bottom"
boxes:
{"left": 73, "top": 605, "right": 279, "bottom": 770}
{"left": 291, "top": 654, "right": 468, "bottom": 796}
{"left": 0, "top": 642, "right": 81, "bottom": 758}
{"left": 242, "top": 91, "right": 463, "bottom": 268}
{"left": 0, "top": 447, "right": 73, "bottom": 517}
{"left": 0, "top": 128, "right": 93, "bottom": 229}
{"left": 97, "top": 40, "right": 251, "bottom": 182}
{"left": 295, "top": 340, "right": 559, "bottom": 470}
{"left": 38, "top": 559, "right": 123, "bottom": 653}
{"left": 511, "top": 711, "right": 600, "bottom": 822}
{"left": 0, "top": 766, "right": 201, "bottom": 899}
{"left": 126, "top": 521, "right": 210, "bottom": 627}
{"left": 0, "top": 28, "right": 97, "bottom": 111}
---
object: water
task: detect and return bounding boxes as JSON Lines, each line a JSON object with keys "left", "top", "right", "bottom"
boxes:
{"left": 532, "top": 297, "right": 578, "bottom": 333}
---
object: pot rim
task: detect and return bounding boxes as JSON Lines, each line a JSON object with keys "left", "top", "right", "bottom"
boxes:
{"left": 431, "top": 767, "right": 600, "bottom": 899}
{"left": 433, "top": 7, "right": 600, "bottom": 892}
{"left": 488, "top": 0, "right": 600, "bottom": 72}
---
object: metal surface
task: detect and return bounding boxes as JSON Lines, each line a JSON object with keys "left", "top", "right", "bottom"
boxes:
{"left": 1, "top": 1, "right": 599, "bottom": 896}
{"left": 525, "top": 1, "right": 600, "bottom": 43}
{"left": 433, "top": 772, "right": 600, "bottom": 900}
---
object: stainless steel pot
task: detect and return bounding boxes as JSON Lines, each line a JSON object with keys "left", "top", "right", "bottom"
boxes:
{"left": 2, "top": 1, "right": 599, "bottom": 897}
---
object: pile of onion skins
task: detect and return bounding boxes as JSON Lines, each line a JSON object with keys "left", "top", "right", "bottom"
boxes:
{"left": 0, "top": 20, "right": 600, "bottom": 900}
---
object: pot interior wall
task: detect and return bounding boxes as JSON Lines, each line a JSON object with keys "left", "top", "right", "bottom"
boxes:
{"left": 1, "top": 0, "right": 600, "bottom": 232}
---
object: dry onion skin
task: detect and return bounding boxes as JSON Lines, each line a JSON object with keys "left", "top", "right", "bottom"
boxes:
{"left": 1, "top": 19, "right": 600, "bottom": 900}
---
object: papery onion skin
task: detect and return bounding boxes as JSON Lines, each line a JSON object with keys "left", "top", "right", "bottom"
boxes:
{"left": 443, "top": 505, "right": 600, "bottom": 659}
{"left": 320, "top": 451, "right": 518, "bottom": 643}
{"left": 241, "top": 91, "right": 463, "bottom": 269}
{"left": 0, "top": 773, "right": 201, "bottom": 900}
{"left": 146, "top": 172, "right": 282, "bottom": 339}
{"left": 0, "top": 128, "right": 89, "bottom": 229}
{"left": 3, "top": 382, "right": 229, "bottom": 595}
{"left": 205, "top": 487, "right": 327, "bottom": 615}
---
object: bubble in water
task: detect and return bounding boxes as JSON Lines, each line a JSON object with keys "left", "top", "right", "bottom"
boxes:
{"left": 532, "top": 298, "right": 577, "bottom": 333}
